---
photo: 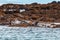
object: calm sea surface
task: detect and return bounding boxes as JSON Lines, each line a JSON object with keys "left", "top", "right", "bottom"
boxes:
{"left": 0, "top": 26, "right": 60, "bottom": 40}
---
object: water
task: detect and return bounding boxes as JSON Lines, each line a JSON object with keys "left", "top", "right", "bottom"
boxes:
{"left": 0, "top": 26, "right": 60, "bottom": 40}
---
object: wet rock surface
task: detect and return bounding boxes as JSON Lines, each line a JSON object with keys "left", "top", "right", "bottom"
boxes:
{"left": 0, "top": 1, "right": 60, "bottom": 27}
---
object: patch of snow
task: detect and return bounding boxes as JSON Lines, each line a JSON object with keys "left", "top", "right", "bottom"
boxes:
{"left": 24, "top": 20, "right": 31, "bottom": 23}
{"left": 37, "top": 23, "right": 55, "bottom": 27}
{"left": 54, "top": 23, "right": 60, "bottom": 25}
{"left": 23, "top": 20, "right": 36, "bottom": 25}
{"left": 11, "top": 19, "right": 21, "bottom": 25}
{"left": 37, "top": 23, "right": 45, "bottom": 26}
{"left": 20, "top": 9, "right": 25, "bottom": 12}
{"left": 8, "top": 9, "right": 14, "bottom": 11}
{"left": 3, "top": 9, "right": 17, "bottom": 11}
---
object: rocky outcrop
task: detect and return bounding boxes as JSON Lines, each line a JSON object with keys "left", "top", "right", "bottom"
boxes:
{"left": 0, "top": 1, "right": 60, "bottom": 27}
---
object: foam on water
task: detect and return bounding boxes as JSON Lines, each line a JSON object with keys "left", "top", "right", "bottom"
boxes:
{"left": 0, "top": 26, "right": 60, "bottom": 40}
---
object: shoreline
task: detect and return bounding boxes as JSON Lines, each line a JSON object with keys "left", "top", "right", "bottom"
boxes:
{"left": 0, "top": 22, "right": 60, "bottom": 28}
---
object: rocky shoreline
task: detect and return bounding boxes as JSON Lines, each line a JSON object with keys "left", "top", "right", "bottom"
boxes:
{"left": 0, "top": 1, "right": 60, "bottom": 27}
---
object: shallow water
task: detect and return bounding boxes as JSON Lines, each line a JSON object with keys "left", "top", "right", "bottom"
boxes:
{"left": 0, "top": 26, "right": 60, "bottom": 40}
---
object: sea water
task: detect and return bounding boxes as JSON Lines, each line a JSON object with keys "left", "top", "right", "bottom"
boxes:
{"left": 0, "top": 26, "right": 60, "bottom": 40}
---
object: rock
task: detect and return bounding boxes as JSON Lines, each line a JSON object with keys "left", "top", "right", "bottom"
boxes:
{"left": 0, "top": 1, "right": 60, "bottom": 27}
